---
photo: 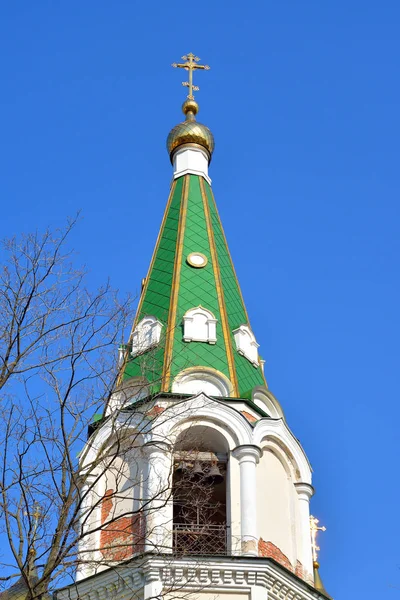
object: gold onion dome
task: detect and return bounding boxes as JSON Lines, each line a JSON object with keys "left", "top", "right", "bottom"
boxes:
{"left": 0, "top": 577, "right": 50, "bottom": 600}
{"left": 167, "top": 99, "right": 215, "bottom": 163}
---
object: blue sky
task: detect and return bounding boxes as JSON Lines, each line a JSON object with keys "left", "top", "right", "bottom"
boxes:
{"left": 1, "top": 2, "right": 400, "bottom": 597}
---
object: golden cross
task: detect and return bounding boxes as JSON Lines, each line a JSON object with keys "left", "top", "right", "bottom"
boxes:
{"left": 172, "top": 53, "right": 210, "bottom": 100}
{"left": 310, "top": 515, "right": 327, "bottom": 562}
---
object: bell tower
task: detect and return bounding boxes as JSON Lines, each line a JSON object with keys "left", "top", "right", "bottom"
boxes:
{"left": 56, "top": 54, "right": 332, "bottom": 600}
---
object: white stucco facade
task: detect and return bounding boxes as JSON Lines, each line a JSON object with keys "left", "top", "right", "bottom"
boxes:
{"left": 74, "top": 391, "right": 317, "bottom": 599}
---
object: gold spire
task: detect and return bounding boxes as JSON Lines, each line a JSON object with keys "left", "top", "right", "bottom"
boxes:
{"left": 167, "top": 53, "right": 215, "bottom": 162}
{"left": 172, "top": 53, "right": 210, "bottom": 100}
{"left": 310, "top": 515, "right": 333, "bottom": 599}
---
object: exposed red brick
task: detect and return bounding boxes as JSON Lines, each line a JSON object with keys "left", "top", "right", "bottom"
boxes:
{"left": 258, "top": 538, "right": 293, "bottom": 572}
{"left": 241, "top": 411, "right": 258, "bottom": 423}
{"left": 295, "top": 559, "right": 305, "bottom": 580}
{"left": 100, "top": 514, "right": 145, "bottom": 561}
{"left": 147, "top": 405, "right": 165, "bottom": 417}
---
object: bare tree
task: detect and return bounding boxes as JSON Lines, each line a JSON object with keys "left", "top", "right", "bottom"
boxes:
{"left": 0, "top": 219, "right": 132, "bottom": 597}
{"left": 0, "top": 222, "right": 225, "bottom": 600}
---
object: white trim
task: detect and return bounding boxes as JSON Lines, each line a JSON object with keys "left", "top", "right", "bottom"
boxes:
{"left": 233, "top": 325, "right": 260, "bottom": 367}
{"left": 252, "top": 387, "right": 284, "bottom": 419}
{"left": 131, "top": 315, "right": 163, "bottom": 358}
{"left": 172, "top": 366, "right": 231, "bottom": 397}
{"left": 58, "top": 555, "right": 323, "bottom": 600}
{"left": 254, "top": 419, "right": 312, "bottom": 485}
{"left": 182, "top": 305, "right": 217, "bottom": 343}
{"left": 173, "top": 146, "right": 212, "bottom": 184}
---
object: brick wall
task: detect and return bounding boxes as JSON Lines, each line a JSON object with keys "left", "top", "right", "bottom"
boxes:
{"left": 258, "top": 538, "right": 306, "bottom": 582}
{"left": 241, "top": 411, "right": 258, "bottom": 423}
{"left": 100, "top": 489, "right": 145, "bottom": 561}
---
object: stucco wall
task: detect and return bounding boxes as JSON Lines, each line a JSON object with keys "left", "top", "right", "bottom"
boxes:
{"left": 256, "top": 448, "right": 296, "bottom": 566}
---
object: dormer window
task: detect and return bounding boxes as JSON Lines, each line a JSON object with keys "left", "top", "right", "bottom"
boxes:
{"left": 183, "top": 306, "right": 217, "bottom": 344}
{"left": 233, "top": 324, "right": 259, "bottom": 367}
{"left": 131, "top": 316, "right": 163, "bottom": 358}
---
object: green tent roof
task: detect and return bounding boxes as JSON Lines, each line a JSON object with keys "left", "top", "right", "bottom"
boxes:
{"left": 123, "top": 173, "right": 267, "bottom": 400}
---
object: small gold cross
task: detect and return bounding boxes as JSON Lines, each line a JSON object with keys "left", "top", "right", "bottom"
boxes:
{"left": 172, "top": 53, "right": 210, "bottom": 100}
{"left": 310, "top": 515, "right": 327, "bottom": 562}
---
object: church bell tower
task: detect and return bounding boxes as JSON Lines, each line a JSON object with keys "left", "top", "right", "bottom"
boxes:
{"left": 57, "top": 54, "right": 332, "bottom": 600}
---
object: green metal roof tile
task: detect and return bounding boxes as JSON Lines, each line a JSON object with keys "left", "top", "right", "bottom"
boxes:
{"left": 124, "top": 174, "right": 266, "bottom": 398}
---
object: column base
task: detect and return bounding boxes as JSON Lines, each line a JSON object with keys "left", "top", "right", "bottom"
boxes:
{"left": 241, "top": 538, "right": 258, "bottom": 556}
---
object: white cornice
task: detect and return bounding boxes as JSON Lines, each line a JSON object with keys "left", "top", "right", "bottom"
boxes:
{"left": 55, "top": 555, "right": 328, "bottom": 600}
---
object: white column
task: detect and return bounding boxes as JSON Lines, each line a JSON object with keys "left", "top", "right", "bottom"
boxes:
{"left": 294, "top": 482, "right": 314, "bottom": 579}
{"left": 143, "top": 441, "right": 173, "bottom": 554}
{"left": 232, "top": 444, "right": 262, "bottom": 556}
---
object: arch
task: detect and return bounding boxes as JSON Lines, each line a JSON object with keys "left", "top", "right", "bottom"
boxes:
{"left": 233, "top": 324, "right": 259, "bottom": 367}
{"left": 183, "top": 306, "right": 217, "bottom": 344}
{"left": 163, "top": 394, "right": 253, "bottom": 449}
{"left": 80, "top": 420, "right": 146, "bottom": 472}
{"left": 260, "top": 438, "right": 298, "bottom": 481}
{"left": 254, "top": 419, "right": 312, "bottom": 485}
{"left": 172, "top": 366, "right": 233, "bottom": 397}
{"left": 252, "top": 386, "right": 284, "bottom": 419}
{"left": 131, "top": 315, "right": 163, "bottom": 358}
{"left": 171, "top": 419, "right": 237, "bottom": 453}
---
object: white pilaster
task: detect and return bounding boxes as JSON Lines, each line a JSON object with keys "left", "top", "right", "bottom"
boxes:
{"left": 76, "top": 473, "right": 98, "bottom": 581}
{"left": 143, "top": 566, "right": 163, "bottom": 600}
{"left": 143, "top": 441, "right": 173, "bottom": 554}
{"left": 232, "top": 444, "right": 262, "bottom": 556}
{"left": 294, "top": 482, "right": 314, "bottom": 579}
{"left": 172, "top": 146, "right": 211, "bottom": 184}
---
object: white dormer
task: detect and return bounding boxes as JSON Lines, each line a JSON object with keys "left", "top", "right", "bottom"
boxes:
{"left": 183, "top": 306, "right": 217, "bottom": 344}
{"left": 131, "top": 315, "right": 163, "bottom": 358}
{"left": 233, "top": 324, "right": 259, "bottom": 367}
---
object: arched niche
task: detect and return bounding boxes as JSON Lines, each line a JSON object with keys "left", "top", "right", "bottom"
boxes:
{"left": 256, "top": 444, "right": 297, "bottom": 567}
{"left": 182, "top": 306, "right": 217, "bottom": 344}
{"left": 131, "top": 315, "right": 163, "bottom": 358}
{"left": 172, "top": 366, "right": 233, "bottom": 397}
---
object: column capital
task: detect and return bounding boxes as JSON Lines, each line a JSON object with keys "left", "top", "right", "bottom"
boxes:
{"left": 232, "top": 444, "right": 262, "bottom": 464}
{"left": 294, "top": 482, "right": 314, "bottom": 499}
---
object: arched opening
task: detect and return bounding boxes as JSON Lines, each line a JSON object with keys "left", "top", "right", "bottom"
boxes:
{"left": 172, "top": 425, "right": 229, "bottom": 555}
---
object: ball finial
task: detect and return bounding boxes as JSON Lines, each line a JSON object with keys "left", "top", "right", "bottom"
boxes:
{"left": 182, "top": 99, "right": 199, "bottom": 120}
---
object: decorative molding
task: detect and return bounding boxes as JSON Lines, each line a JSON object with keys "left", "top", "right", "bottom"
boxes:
{"left": 233, "top": 325, "right": 260, "bottom": 367}
{"left": 171, "top": 366, "right": 232, "bottom": 397}
{"left": 252, "top": 387, "right": 284, "bottom": 419}
{"left": 294, "top": 483, "right": 314, "bottom": 500}
{"left": 232, "top": 444, "right": 263, "bottom": 464}
{"left": 182, "top": 305, "right": 217, "bottom": 343}
{"left": 131, "top": 316, "right": 163, "bottom": 358}
{"left": 56, "top": 556, "right": 326, "bottom": 600}
{"left": 186, "top": 252, "right": 208, "bottom": 268}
